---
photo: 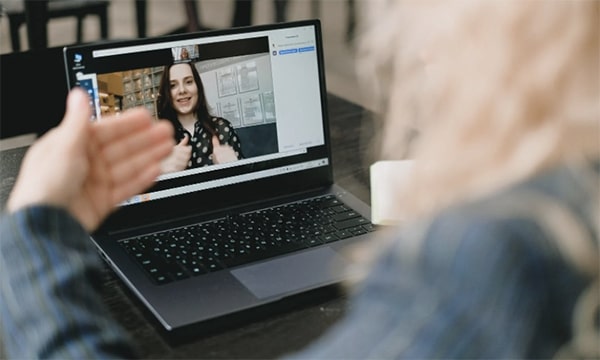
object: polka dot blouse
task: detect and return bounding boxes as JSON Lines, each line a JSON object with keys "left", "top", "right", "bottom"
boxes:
{"left": 175, "top": 117, "right": 244, "bottom": 169}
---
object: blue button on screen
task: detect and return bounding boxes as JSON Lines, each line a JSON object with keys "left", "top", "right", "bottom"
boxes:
{"left": 279, "top": 48, "right": 298, "bottom": 55}
{"left": 299, "top": 46, "right": 315, "bottom": 53}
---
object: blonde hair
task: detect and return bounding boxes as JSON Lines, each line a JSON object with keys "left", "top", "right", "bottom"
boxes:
{"left": 357, "top": 0, "right": 599, "bottom": 218}
{"left": 351, "top": 1, "right": 599, "bottom": 357}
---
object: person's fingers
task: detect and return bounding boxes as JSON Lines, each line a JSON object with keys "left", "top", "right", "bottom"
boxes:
{"left": 58, "top": 88, "right": 93, "bottom": 150}
{"left": 170, "top": 146, "right": 191, "bottom": 170}
{"left": 172, "top": 139, "right": 191, "bottom": 158}
{"left": 110, "top": 142, "right": 172, "bottom": 193}
{"left": 110, "top": 163, "right": 163, "bottom": 205}
{"left": 87, "top": 135, "right": 110, "bottom": 186}
{"left": 61, "top": 88, "right": 92, "bottom": 129}
{"left": 109, "top": 136, "right": 174, "bottom": 184}
{"left": 101, "top": 121, "right": 173, "bottom": 165}
{"left": 178, "top": 142, "right": 192, "bottom": 156}
{"left": 94, "top": 108, "right": 155, "bottom": 145}
{"left": 178, "top": 157, "right": 190, "bottom": 169}
{"left": 211, "top": 135, "right": 237, "bottom": 159}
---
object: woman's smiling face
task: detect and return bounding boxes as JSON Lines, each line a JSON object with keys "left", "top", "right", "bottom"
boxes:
{"left": 169, "top": 63, "right": 198, "bottom": 117}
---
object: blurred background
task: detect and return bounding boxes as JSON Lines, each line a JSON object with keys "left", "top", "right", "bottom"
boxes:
{"left": 0, "top": 0, "right": 368, "bottom": 110}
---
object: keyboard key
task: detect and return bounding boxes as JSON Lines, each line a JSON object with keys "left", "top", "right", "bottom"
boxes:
{"left": 334, "top": 216, "right": 369, "bottom": 230}
{"left": 319, "top": 233, "right": 339, "bottom": 243}
{"left": 332, "top": 211, "right": 360, "bottom": 222}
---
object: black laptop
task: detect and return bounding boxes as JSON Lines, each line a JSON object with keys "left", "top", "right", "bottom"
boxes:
{"left": 63, "top": 20, "right": 378, "bottom": 331}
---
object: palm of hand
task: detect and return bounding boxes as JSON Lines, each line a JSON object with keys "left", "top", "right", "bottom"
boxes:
{"left": 8, "top": 89, "right": 174, "bottom": 232}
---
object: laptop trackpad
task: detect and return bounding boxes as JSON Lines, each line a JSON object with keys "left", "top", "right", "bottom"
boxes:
{"left": 231, "top": 247, "right": 348, "bottom": 300}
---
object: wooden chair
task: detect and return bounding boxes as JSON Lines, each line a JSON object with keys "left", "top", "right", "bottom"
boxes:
{"left": 2, "top": 0, "right": 110, "bottom": 51}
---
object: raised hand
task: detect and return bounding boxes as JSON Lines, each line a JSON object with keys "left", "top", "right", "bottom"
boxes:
{"left": 210, "top": 136, "right": 238, "bottom": 164}
{"left": 7, "top": 88, "right": 174, "bottom": 232}
{"left": 161, "top": 134, "right": 192, "bottom": 173}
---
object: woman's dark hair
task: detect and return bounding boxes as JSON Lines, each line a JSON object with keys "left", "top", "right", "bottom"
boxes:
{"left": 157, "top": 62, "right": 217, "bottom": 140}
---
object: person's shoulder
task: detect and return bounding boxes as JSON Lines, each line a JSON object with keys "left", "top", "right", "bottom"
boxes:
{"left": 425, "top": 159, "right": 598, "bottom": 263}
{"left": 211, "top": 116, "right": 234, "bottom": 128}
{"left": 366, "top": 159, "right": 598, "bottom": 276}
{"left": 447, "top": 159, "right": 597, "bottom": 224}
{"left": 483, "top": 159, "right": 597, "bottom": 229}
{"left": 211, "top": 116, "right": 240, "bottom": 139}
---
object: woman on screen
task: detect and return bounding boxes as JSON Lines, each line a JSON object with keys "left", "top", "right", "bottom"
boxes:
{"left": 157, "top": 62, "right": 244, "bottom": 173}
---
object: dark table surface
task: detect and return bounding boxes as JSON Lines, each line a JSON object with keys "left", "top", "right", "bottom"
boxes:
{"left": 0, "top": 93, "right": 377, "bottom": 358}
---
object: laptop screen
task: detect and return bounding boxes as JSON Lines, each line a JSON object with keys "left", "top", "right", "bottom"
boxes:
{"left": 63, "top": 20, "right": 333, "bottom": 230}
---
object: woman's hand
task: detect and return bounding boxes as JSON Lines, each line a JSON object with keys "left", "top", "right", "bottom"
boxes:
{"left": 211, "top": 136, "right": 238, "bottom": 164}
{"left": 7, "top": 88, "right": 174, "bottom": 232}
{"left": 161, "top": 134, "right": 192, "bottom": 173}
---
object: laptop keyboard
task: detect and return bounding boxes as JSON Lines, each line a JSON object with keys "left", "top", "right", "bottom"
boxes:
{"left": 119, "top": 194, "right": 377, "bottom": 285}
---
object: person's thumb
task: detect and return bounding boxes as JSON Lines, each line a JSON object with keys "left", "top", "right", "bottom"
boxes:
{"left": 61, "top": 87, "right": 92, "bottom": 137}
{"left": 211, "top": 136, "right": 221, "bottom": 148}
{"left": 179, "top": 134, "right": 190, "bottom": 146}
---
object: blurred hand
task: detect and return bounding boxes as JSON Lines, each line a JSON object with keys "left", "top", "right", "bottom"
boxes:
{"left": 7, "top": 88, "right": 174, "bottom": 232}
{"left": 211, "top": 136, "right": 238, "bottom": 164}
{"left": 161, "top": 134, "right": 192, "bottom": 173}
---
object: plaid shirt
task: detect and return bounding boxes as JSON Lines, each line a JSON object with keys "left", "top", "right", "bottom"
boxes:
{"left": 0, "top": 206, "right": 137, "bottom": 358}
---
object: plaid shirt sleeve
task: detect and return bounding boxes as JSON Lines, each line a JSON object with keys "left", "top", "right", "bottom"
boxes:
{"left": 0, "top": 206, "right": 137, "bottom": 359}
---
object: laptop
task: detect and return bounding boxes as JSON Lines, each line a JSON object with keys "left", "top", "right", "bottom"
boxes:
{"left": 63, "top": 19, "right": 379, "bottom": 332}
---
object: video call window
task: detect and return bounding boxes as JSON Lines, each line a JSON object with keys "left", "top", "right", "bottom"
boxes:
{"left": 90, "top": 41, "right": 279, "bottom": 178}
